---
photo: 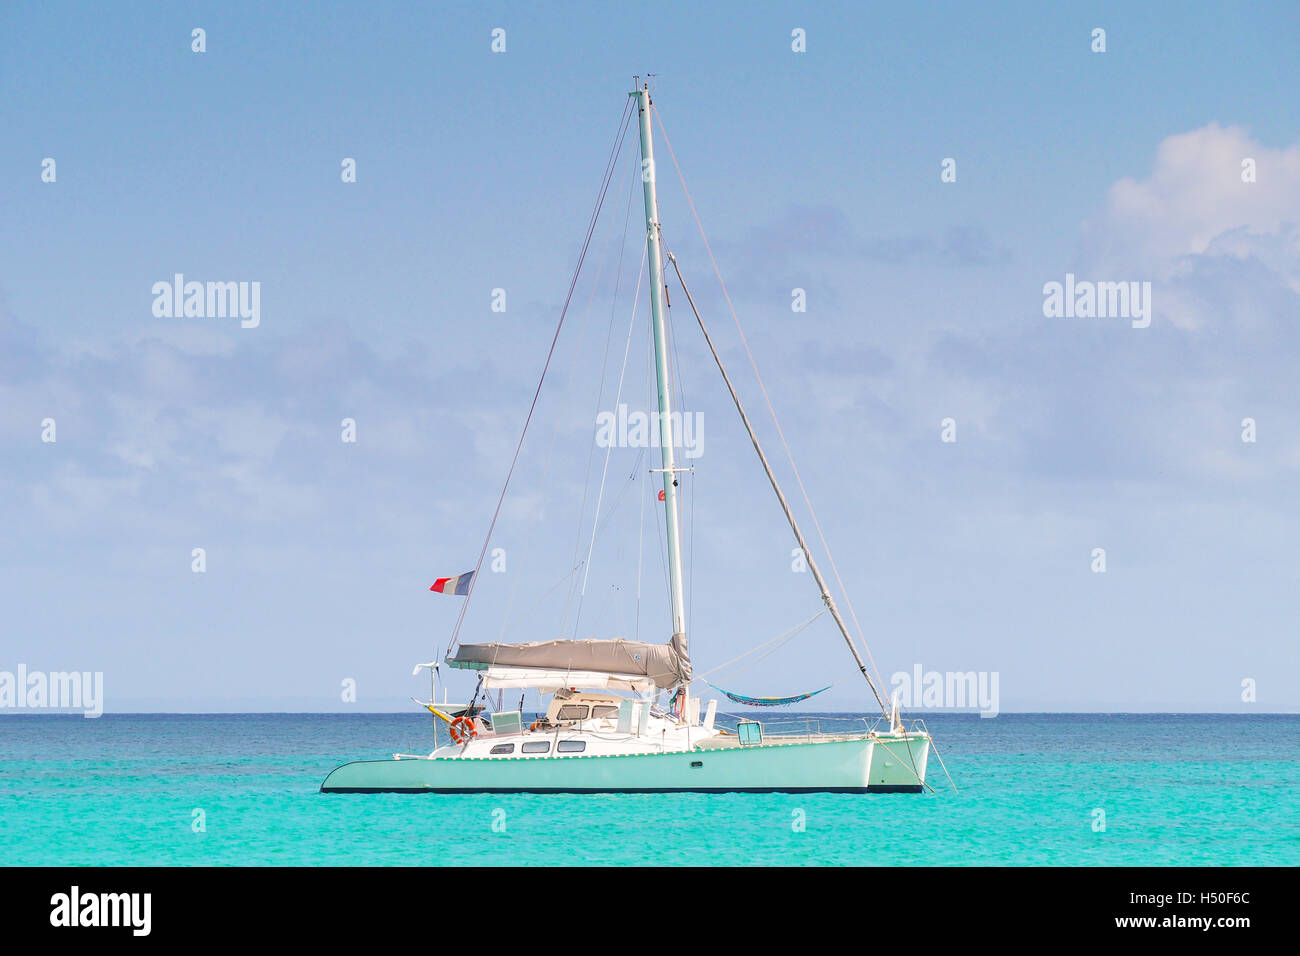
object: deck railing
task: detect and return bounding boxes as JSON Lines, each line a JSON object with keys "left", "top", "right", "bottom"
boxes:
{"left": 715, "top": 714, "right": 930, "bottom": 744}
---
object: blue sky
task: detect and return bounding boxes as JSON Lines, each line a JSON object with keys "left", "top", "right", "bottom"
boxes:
{"left": 2, "top": 1, "right": 1298, "bottom": 712}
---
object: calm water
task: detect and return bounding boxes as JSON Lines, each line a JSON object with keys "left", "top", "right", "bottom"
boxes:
{"left": 1, "top": 713, "right": 1296, "bottom": 866}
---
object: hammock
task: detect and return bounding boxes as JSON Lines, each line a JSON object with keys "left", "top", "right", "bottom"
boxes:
{"left": 702, "top": 680, "right": 832, "bottom": 708}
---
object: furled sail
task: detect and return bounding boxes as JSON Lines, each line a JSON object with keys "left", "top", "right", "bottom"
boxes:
{"left": 448, "top": 634, "right": 690, "bottom": 690}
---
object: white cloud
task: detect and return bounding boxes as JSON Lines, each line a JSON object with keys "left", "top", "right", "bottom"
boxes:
{"left": 1079, "top": 124, "right": 1300, "bottom": 334}
{"left": 1083, "top": 123, "right": 1300, "bottom": 274}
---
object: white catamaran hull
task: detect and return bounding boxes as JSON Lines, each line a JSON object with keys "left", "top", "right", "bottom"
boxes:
{"left": 321, "top": 734, "right": 928, "bottom": 794}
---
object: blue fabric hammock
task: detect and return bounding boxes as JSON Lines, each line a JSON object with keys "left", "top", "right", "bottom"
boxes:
{"left": 702, "top": 680, "right": 832, "bottom": 708}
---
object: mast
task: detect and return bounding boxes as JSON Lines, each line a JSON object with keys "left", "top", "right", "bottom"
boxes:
{"left": 632, "top": 81, "right": 689, "bottom": 669}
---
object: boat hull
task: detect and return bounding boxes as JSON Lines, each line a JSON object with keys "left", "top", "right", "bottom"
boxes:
{"left": 868, "top": 732, "right": 930, "bottom": 792}
{"left": 320, "top": 736, "right": 920, "bottom": 794}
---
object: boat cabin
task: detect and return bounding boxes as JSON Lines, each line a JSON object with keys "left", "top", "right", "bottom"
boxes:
{"left": 542, "top": 689, "right": 623, "bottom": 727}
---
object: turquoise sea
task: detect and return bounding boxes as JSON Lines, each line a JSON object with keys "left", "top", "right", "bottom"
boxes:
{"left": 1, "top": 714, "right": 1296, "bottom": 866}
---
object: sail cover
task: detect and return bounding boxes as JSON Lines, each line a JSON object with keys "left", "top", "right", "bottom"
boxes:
{"left": 448, "top": 634, "right": 690, "bottom": 690}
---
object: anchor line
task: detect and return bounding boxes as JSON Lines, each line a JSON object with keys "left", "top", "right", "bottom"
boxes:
{"left": 920, "top": 720, "right": 960, "bottom": 793}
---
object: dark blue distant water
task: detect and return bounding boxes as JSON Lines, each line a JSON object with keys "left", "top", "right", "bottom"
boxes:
{"left": 2, "top": 713, "right": 1296, "bottom": 865}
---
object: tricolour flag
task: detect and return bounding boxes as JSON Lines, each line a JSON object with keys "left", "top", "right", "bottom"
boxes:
{"left": 429, "top": 570, "right": 475, "bottom": 596}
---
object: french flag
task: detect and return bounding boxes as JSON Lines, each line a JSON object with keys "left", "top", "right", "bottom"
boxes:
{"left": 429, "top": 570, "right": 475, "bottom": 596}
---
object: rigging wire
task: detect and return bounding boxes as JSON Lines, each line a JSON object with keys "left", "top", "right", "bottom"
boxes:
{"left": 637, "top": 312, "right": 671, "bottom": 626}
{"left": 497, "top": 124, "right": 639, "bottom": 643}
{"left": 573, "top": 245, "right": 648, "bottom": 633}
{"left": 689, "top": 609, "right": 826, "bottom": 684}
{"left": 510, "top": 445, "right": 647, "bottom": 633}
{"left": 672, "top": 289, "right": 697, "bottom": 640}
{"left": 665, "top": 239, "right": 887, "bottom": 715}
{"left": 444, "top": 99, "right": 635, "bottom": 658}
{"left": 576, "top": 443, "right": 646, "bottom": 555}
{"left": 560, "top": 145, "right": 643, "bottom": 634}
{"left": 634, "top": 429, "right": 646, "bottom": 642}
{"left": 651, "top": 103, "right": 890, "bottom": 703}
{"left": 634, "top": 316, "right": 657, "bottom": 643}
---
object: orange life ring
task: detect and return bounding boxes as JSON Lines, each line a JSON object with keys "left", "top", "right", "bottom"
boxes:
{"left": 528, "top": 720, "right": 542, "bottom": 732}
{"left": 449, "top": 716, "right": 478, "bottom": 744}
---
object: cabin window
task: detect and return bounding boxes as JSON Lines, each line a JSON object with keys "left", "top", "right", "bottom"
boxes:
{"left": 557, "top": 704, "right": 589, "bottom": 721}
{"left": 591, "top": 705, "right": 619, "bottom": 719}
{"left": 521, "top": 741, "right": 551, "bottom": 754}
{"left": 489, "top": 743, "right": 515, "bottom": 755}
{"left": 557, "top": 740, "right": 586, "bottom": 753}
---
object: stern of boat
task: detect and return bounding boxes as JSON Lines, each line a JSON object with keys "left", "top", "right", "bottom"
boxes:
{"left": 867, "top": 729, "right": 930, "bottom": 793}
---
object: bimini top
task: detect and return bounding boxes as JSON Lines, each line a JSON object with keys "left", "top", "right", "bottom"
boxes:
{"left": 447, "top": 635, "right": 690, "bottom": 690}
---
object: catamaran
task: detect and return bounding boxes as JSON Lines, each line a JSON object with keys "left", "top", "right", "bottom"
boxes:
{"left": 321, "top": 81, "right": 936, "bottom": 794}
